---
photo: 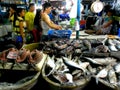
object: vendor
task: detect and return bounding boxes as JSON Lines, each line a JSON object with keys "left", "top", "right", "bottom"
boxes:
{"left": 95, "top": 9, "right": 114, "bottom": 35}
{"left": 40, "top": 2, "right": 62, "bottom": 41}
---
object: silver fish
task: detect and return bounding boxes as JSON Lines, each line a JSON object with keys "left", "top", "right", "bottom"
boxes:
{"left": 114, "top": 63, "right": 120, "bottom": 73}
{"left": 65, "top": 73, "right": 73, "bottom": 83}
{"left": 108, "top": 68, "right": 117, "bottom": 84}
{"left": 83, "top": 39, "right": 92, "bottom": 51}
{"left": 109, "top": 45, "right": 118, "bottom": 52}
{"left": 72, "top": 70, "right": 82, "bottom": 76}
{"left": 83, "top": 57, "right": 116, "bottom": 65}
{"left": 112, "top": 39, "right": 120, "bottom": 45}
{"left": 46, "top": 55, "right": 55, "bottom": 68}
{"left": 95, "top": 65, "right": 112, "bottom": 84}
{"left": 116, "top": 45, "right": 120, "bottom": 50}
{"left": 62, "top": 57, "right": 85, "bottom": 72}
{"left": 108, "top": 39, "right": 115, "bottom": 45}
{"left": 53, "top": 72, "right": 69, "bottom": 84}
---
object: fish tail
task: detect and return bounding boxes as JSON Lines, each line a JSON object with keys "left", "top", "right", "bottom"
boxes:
{"left": 95, "top": 77, "right": 99, "bottom": 84}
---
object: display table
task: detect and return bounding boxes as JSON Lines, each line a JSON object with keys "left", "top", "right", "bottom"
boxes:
{"left": 70, "top": 30, "right": 119, "bottom": 39}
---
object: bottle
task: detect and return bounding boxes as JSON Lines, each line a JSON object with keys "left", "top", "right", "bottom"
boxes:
{"left": 75, "top": 20, "right": 80, "bottom": 39}
{"left": 75, "top": 20, "right": 80, "bottom": 31}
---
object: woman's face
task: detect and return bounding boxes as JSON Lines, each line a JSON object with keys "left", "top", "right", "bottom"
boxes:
{"left": 10, "top": 7, "right": 15, "bottom": 13}
{"left": 107, "top": 11, "right": 112, "bottom": 16}
{"left": 19, "top": 9, "right": 25, "bottom": 17}
{"left": 46, "top": 7, "right": 52, "bottom": 14}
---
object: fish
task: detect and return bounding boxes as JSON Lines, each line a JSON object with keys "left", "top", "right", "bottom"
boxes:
{"left": 82, "top": 57, "right": 117, "bottom": 65}
{"left": 46, "top": 55, "right": 55, "bottom": 68}
{"left": 95, "top": 45, "right": 109, "bottom": 53}
{"left": 114, "top": 63, "right": 120, "bottom": 73}
{"left": 116, "top": 45, "right": 120, "bottom": 50}
{"left": 108, "top": 68, "right": 117, "bottom": 84}
{"left": 108, "top": 39, "right": 115, "bottom": 45}
{"left": 53, "top": 43, "right": 68, "bottom": 50}
{"left": 95, "top": 65, "right": 112, "bottom": 84}
{"left": 16, "top": 48, "right": 30, "bottom": 63}
{"left": 28, "top": 49, "right": 43, "bottom": 64}
{"left": 53, "top": 72, "right": 69, "bottom": 84}
{"left": 62, "top": 56, "right": 85, "bottom": 72}
{"left": 74, "top": 49, "right": 82, "bottom": 54}
{"left": 112, "top": 39, "right": 120, "bottom": 45}
{"left": 46, "top": 55, "right": 56, "bottom": 76}
{"left": 83, "top": 39, "right": 92, "bottom": 51}
{"left": 62, "top": 57, "right": 89, "bottom": 73}
{"left": 109, "top": 45, "right": 118, "bottom": 52}
{"left": 65, "top": 73, "right": 73, "bottom": 83}
{"left": 72, "top": 69, "right": 82, "bottom": 76}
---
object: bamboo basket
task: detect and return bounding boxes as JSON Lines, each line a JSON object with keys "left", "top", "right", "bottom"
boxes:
{"left": 97, "top": 78, "right": 119, "bottom": 90}
{"left": 0, "top": 42, "right": 47, "bottom": 90}
{"left": 0, "top": 71, "right": 40, "bottom": 90}
{"left": 42, "top": 57, "right": 91, "bottom": 90}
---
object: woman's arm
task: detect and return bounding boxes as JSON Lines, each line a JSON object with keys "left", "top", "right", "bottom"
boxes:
{"left": 102, "top": 20, "right": 113, "bottom": 28}
{"left": 19, "top": 21, "right": 25, "bottom": 41}
{"left": 42, "top": 13, "right": 62, "bottom": 30}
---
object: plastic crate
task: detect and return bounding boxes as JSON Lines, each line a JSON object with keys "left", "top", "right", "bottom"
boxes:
{"left": 48, "top": 29, "right": 72, "bottom": 39}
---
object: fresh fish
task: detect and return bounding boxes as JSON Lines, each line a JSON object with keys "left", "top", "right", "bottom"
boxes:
{"left": 108, "top": 39, "right": 115, "bottom": 45}
{"left": 95, "top": 65, "right": 112, "bottom": 84}
{"left": 72, "top": 69, "right": 82, "bottom": 76}
{"left": 53, "top": 72, "right": 69, "bottom": 84}
{"left": 74, "top": 49, "right": 82, "bottom": 54}
{"left": 109, "top": 45, "right": 118, "bottom": 52}
{"left": 46, "top": 55, "right": 56, "bottom": 76}
{"left": 114, "top": 63, "right": 120, "bottom": 73}
{"left": 73, "top": 72, "right": 82, "bottom": 80}
{"left": 83, "top": 39, "right": 92, "bottom": 51}
{"left": 72, "top": 40, "right": 83, "bottom": 48}
{"left": 116, "top": 45, "right": 120, "bottom": 50}
{"left": 108, "top": 68, "right": 117, "bottom": 84}
{"left": 83, "top": 57, "right": 116, "bottom": 65}
{"left": 112, "top": 39, "right": 120, "bottom": 45}
{"left": 53, "top": 43, "right": 68, "bottom": 50}
{"left": 95, "top": 45, "right": 109, "bottom": 53}
{"left": 62, "top": 56, "right": 85, "bottom": 72}
{"left": 65, "top": 73, "right": 73, "bottom": 83}
{"left": 46, "top": 55, "right": 55, "bottom": 68}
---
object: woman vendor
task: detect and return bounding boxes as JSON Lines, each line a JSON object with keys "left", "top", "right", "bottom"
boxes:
{"left": 40, "top": 2, "right": 62, "bottom": 41}
{"left": 95, "top": 9, "right": 114, "bottom": 35}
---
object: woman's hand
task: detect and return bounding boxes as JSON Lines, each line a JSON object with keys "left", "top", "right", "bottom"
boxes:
{"left": 57, "top": 25, "right": 62, "bottom": 30}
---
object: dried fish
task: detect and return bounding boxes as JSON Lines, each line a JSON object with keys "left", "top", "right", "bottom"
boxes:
{"left": 16, "top": 48, "right": 30, "bottom": 63}
{"left": 28, "top": 49, "right": 43, "bottom": 64}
